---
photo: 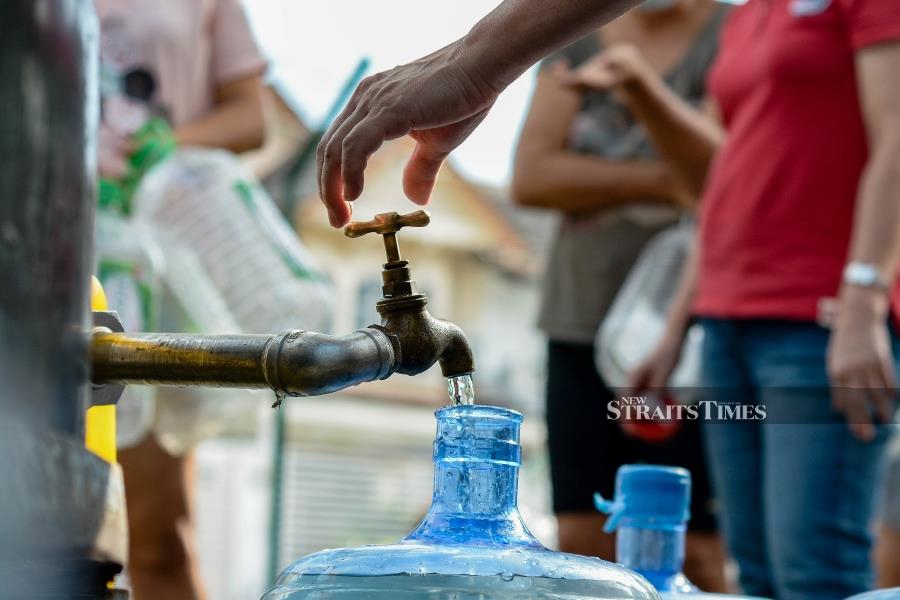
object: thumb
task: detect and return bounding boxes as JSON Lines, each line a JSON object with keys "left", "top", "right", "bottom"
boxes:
{"left": 402, "top": 142, "right": 446, "bottom": 205}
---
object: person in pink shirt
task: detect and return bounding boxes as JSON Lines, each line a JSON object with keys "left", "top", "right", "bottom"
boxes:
{"left": 94, "top": 1, "right": 266, "bottom": 598}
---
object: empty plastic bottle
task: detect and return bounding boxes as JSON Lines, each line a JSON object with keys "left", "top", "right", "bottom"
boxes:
{"left": 94, "top": 178, "right": 164, "bottom": 447}
{"left": 595, "top": 465, "right": 769, "bottom": 600}
{"left": 133, "top": 149, "right": 333, "bottom": 336}
{"left": 262, "top": 406, "right": 661, "bottom": 599}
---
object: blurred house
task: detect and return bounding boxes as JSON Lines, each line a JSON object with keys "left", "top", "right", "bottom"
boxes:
{"left": 241, "top": 81, "right": 311, "bottom": 185}
{"left": 194, "top": 82, "right": 557, "bottom": 600}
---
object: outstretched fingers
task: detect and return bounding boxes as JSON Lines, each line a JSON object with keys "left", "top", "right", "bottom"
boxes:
{"left": 317, "top": 100, "right": 363, "bottom": 227}
{"left": 402, "top": 142, "right": 449, "bottom": 205}
{"left": 317, "top": 103, "right": 413, "bottom": 225}
{"left": 341, "top": 112, "right": 410, "bottom": 204}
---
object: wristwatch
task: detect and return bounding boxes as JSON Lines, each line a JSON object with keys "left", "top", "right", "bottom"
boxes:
{"left": 843, "top": 261, "right": 889, "bottom": 292}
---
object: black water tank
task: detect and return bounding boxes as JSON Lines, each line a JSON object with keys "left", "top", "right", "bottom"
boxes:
{"left": 0, "top": 1, "right": 121, "bottom": 598}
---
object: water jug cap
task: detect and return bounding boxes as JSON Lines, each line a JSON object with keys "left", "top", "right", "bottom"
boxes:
{"left": 595, "top": 464, "right": 691, "bottom": 532}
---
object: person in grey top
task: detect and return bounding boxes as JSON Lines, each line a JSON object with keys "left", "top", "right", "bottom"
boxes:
{"left": 512, "top": 0, "right": 728, "bottom": 591}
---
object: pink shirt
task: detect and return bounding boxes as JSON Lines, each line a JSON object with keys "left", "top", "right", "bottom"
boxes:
{"left": 95, "top": 0, "right": 265, "bottom": 129}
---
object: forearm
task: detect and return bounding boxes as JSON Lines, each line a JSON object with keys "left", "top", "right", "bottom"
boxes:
{"left": 174, "top": 97, "right": 264, "bottom": 153}
{"left": 662, "top": 235, "right": 699, "bottom": 343}
{"left": 621, "top": 77, "right": 723, "bottom": 194}
{"left": 461, "top": 0, "right": 642, "bottom": 90}
{"left": 841, "top": 131, "right": 900, "bottom": 315}
{"left": 513, "top": 153, "right": 676, "bottom": 213}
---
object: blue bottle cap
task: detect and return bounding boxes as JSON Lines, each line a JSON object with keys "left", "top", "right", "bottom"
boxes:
{"left": 595, "top": 464, "right": 691, "bottom": 532}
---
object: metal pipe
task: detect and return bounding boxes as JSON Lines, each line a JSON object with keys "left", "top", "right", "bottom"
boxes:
{"left": 90, "top": 328, "right": 400, "bottom": 397}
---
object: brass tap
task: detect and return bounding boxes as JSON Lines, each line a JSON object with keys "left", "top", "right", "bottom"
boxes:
{"left": 89, "top": 210, "right": 473, "bottom": 397}
{"left": 345, "top": 211, "right": 475, "bottom": 378}
{"left": 344, "top": 209, "right": 430, "bottom": 264}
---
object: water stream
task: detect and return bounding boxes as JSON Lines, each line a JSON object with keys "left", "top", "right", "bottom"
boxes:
{"left": 446, "top": 374, "right": 475, "bottom": 406}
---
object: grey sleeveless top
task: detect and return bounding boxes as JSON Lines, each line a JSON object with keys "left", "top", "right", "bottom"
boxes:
{"left": 537, "top": 8, "right": 726, "bottom": 344}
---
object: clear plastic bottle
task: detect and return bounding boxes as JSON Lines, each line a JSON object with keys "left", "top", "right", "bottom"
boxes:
{"left": 262, "top": 406, "right": 661, "bottom": 600}
{"left": 595, "top": 465, "right": 769, "bottom": 600}
{"left": 132, "top": 149, "right": 333, "bottom": 336}
{"left": 94, "top": 178, "right": 164, "bottom": 447}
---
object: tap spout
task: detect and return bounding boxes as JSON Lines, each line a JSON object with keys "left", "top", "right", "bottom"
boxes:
{"left": 377, "top": 295, "right": 475, "bottom": 379}
{"left": 90, "top": 328, "right": 399, "bottom": 397}
{"left": 435, "top": 320, "right": 476, "bottom": 378}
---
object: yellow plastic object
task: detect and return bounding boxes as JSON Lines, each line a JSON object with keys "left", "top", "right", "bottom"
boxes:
{"left": 86, "top": 276, "right": 117, "bottom": 463}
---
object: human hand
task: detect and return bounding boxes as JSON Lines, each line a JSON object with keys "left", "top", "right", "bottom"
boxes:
{"left": 621, "top": 332, "right": 686, "bottom": 443}
{"left": 827, "top": 286, "right": 896, "bottom": 442}
{"left": 317, "top": 41, "right": 500, "bottom": 227}
{"left": 657, "top": 163, "right": 696, "bottom": 209}
{"left": 627, "top": 330, "right": 685, "bottom": 396}
{"left": 553, "top": 44, "right": 654, "bottom": 92}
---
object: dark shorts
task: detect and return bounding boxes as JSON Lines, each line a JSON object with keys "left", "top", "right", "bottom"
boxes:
{"left": 545, "top": 340, "right": 718, "bottom": 533}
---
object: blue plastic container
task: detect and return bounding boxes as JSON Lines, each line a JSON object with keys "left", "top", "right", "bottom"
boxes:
{"left": 262, "top": 406, "right": 660, "bottom": 599}
{"left": 596, "top": 464, "right": 769, "bottom": 600}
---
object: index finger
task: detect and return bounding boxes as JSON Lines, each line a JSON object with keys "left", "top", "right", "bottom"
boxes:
{"left": 837, "top": 372, "right": 877, "bottom": 442}
{"left": 317, "top": 100, "right": 362, "bottom": 223}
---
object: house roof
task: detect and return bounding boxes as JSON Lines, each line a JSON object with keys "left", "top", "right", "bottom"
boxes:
{"left": 476, "top": 184, "right": 558, "bottom": 273}
{"left": 241, "top": 81, "right": 312, "bottom": 183}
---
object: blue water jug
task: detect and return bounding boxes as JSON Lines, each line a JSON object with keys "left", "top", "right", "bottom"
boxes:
{"left": 262, "top": 405, "right": 660, "bottom": 599}
{"left": 596, "top": 464, "right": 769, "bottom": 599}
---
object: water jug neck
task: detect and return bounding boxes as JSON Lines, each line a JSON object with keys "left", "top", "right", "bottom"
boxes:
{"left": 596, "top": 464, "right": 696, "bottom": 593}
{"left": 405, "top": 405, "right": 540, "bottom": 547}
{"left": 617, "top": 523, "right": 687, "bottom": 587}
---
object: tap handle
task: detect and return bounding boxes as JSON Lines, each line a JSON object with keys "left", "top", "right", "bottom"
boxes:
{"left": 344, "top": 210, "right": 431, "bottom": 264}
{"left": 344, "top": 210, "right": 431, "bottom": 238}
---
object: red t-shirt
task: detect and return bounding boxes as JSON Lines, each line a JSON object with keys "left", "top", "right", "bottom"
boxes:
{"left": 694, "top": 0, "right": 900, "bottom": 321}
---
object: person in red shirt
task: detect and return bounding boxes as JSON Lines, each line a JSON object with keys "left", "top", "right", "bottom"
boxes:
{"left": 552, "top": 0, "right": 900, "bottom": 597}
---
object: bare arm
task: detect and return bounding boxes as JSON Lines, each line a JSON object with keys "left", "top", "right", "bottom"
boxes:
{"left": 827, "top": 41, "right": 900, "bottom": 441}
{"left": 512, "top": 72, "right": 687, "bottom": 213}
{"left": 555, "top": 45, "right": 723, "bottom": 195}
{"left": 174, "top": 74, "right": 265, "bottom": 153}
{"left": 316, "top": 0, "right": 643, "bottom": 227}
{"left": 661, "top": 233, "right": 699, "bottom": 346}
{"left": 621, "top": 79, "right": 723, "bottom": 194}
{"left": 463, "top": 0, "right": 643, "bottom": 90}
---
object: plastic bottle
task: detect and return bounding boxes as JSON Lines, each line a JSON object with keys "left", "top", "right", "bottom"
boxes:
{"left": 596, "top": 465, "right": 769, "bottom": 600}
{"left": 132, "top": 149, "right": 332, "bottom": 336}
{"left": 94, "top": 178, "right": 165, "bottom": 447}
{"left": 262, "top": 406, "right": 661, "bottom": 599}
